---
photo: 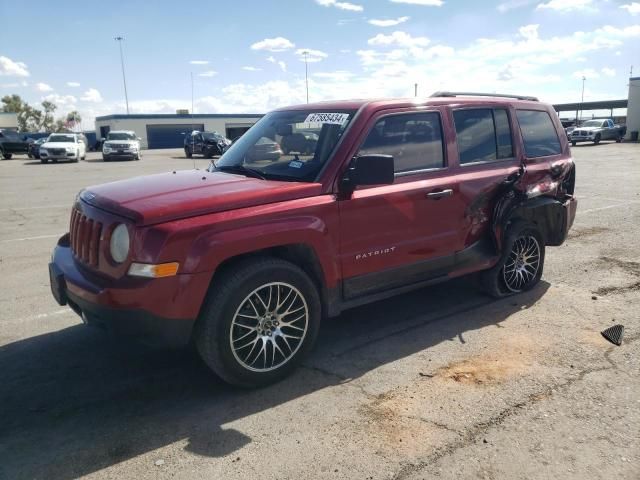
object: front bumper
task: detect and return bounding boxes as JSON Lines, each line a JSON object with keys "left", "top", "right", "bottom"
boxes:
{"left": 40, "top": 151, "right": 78, "bottom": 160}
{"left": 103, "top": 150, "right": 137, "bottom": 160}
{"left": 49, "top": 238, "right": 210, "bottom": 347}
{"left": 571, "top": 135, "right": 596, "bottom": 142}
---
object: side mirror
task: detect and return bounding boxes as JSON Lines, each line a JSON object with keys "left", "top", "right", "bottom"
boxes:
{"left": 100, "top": 137, "right": 106, "bottom": 142}
{"left": 137, "top": 137, "right": 141, "bottom": 141}
{"left": 344, "top": 154, "right": 395, "bottom": 188}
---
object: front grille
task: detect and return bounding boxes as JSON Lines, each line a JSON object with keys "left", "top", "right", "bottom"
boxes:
{"left": 109, "top": 144, "right": 130, "bottom": 149}
{"left": 50, "top": 148, "right": 65, "bottom": 155}
{"left": 69, "top": 209, "right": 102, "bottom": 267}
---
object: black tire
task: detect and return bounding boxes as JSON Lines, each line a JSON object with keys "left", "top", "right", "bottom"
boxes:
{"left": 594, "top": 134, "right": 601, "bottom": 145}
{"left": 571, "top": 140, "right": 577, "bottom": 146}
{"left": 185, "top": 147, "right": 192, "bottom": 158}
{"left": 28, "top": 153, "right": 33, "bottom": 159}
{"left": 616, "top": 136, "right": 622, "bottom": 143}
{"left": 40, "top": 158, "right": 48, "bottom": 164}
{"left": 103, "top": 156, "right": 109, "bottom": 162}
{"left": 195, "top": 257, "right": 321, "bottom": 388}
{"left": 3, "top": 153, "right": 12, "bottom": 159}
{"left": 479, "top": 221, "right": 545, "bottom": 298}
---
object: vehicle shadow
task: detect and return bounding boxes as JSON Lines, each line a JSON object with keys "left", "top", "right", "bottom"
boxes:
{"left": 0, "top": 278, "right": 549, "bottom": 479}
{"left": 22, "top": 160, "right": 78, "bottom": 166}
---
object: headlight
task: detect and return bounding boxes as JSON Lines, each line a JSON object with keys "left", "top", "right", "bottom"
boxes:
{"left": 110, "top": 224, "right": 130, "bottom": 263}
{"left": 66, "top": 146, "right": 75, "bottom": 152}
{"left": 40, "top": 148, "right": 48, "bottom": 154}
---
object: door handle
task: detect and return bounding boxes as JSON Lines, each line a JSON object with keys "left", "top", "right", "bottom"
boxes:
{"left": 426, "top": 188, "right": 453, "bottom": 199}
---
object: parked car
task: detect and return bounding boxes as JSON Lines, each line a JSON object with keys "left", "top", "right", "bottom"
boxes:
{"left": 49, "top": 92, "right": 577, "bottom": 387}
{"left": 245, "top": 136, "right": 283, "bottom": 162}
{"left": 27, "top": 137, "right": 47, "bottom": 159}
{"left": 39, "top": 133, "right": 87, "bottom": 163}
{"left": 0, "top": 129, "right": 29, "bottom": 159}
{"left": 184, "top": 131, "right": 231, "bottom": 159}
{"left": 102, "top": 130, "right": 141, "bottom": 161}
{"left": 570, "top": 119, "right": 625, "bottom": 145}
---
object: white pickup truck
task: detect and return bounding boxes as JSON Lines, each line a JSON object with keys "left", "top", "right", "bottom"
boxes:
{"left": 570, "top": 119, "right": 626, "bottom": 145}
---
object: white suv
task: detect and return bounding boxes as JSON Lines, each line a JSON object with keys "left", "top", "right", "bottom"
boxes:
{"left": 102, "top": 130, "right": 141, "bottom": 161}
{"left": 39, "top": 133, "right": 86, "bottom": 164}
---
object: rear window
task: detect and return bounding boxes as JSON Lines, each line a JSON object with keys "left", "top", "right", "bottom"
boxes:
{"left": 516, "top": 110, "right": 561, "bottom": 158}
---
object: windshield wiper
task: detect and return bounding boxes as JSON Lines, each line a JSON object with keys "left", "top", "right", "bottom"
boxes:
{"left": 215, "top": 164, "right": 266, "bottom": 180}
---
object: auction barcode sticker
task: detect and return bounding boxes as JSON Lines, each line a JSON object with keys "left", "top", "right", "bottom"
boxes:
{"left": 303, "top": 113, "right": 349, "bottom": 125}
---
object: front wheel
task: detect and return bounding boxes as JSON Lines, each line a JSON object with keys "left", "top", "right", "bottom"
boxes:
{"left": 185, "top": 147, "right": 192, "bottom": 158}
{"left": 616, "top": 136, "right": 623, "bottom": 143}
{"left": 479, "top": 222, "right": 545, "bottom": 298}
{"left": 3, "top": 153, "right": 12, "bottom": 159}
{"left": 196, "top": 258, "right": 321, "bottom": 387}
{"left": 571, "top": 140, "right": 577, "bottom": 146}
{"left": 593, "top": 134, "right": 601, "bottom": 145}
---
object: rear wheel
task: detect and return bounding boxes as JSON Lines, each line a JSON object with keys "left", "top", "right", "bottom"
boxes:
{"left": 196, "top": 258, "right": 321, "bottom": 387}
{"left": 185, "top": 147, "right": 192, "bottom": 158}
{"left": 571, "top": 140, "right": 577, "bottom": 146}
{"left": 616, "top": 135, "right": 623, "bottom": 143}
{"left": 3, "top": 153, "right": 12, "bottom": 159}
{"left": 479, "top": 222, "right": 545, "bottom": 298}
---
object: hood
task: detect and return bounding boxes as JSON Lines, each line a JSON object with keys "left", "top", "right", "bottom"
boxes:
{"left": 42, "top": 142, "right": 76, "bottom": 149}
{"left": 575, "top": 126, "right": 601, "bottom": 132}
{"left": 81, "top": 169, "right": 322, "bottom": 225}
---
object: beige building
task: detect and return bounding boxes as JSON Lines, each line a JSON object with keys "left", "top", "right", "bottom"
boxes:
{"left": 95, "top": 113, "right": 263, "bottom": 149}
{"left": 626, "top": 77, "right": 640, "bottom": 140}
{"left": 0, "top": 112, "right": 19, "bottom": 130}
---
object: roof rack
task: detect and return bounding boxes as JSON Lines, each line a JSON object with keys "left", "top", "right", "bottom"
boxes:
{"left": 430, "top": 91, "right": 539, "bottom": 102}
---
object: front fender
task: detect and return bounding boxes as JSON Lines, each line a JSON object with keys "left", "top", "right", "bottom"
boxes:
{"left": 181, "top": 214, "right": 341, "bottom": 288}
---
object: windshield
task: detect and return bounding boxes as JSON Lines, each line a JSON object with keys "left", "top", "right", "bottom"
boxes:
{"left": 211, "top": 109, "right": 356, "bottom": 182}
{"left": 107, "top": 132, "right": 136, "bottom": 140}
{"left": 202, "top": 132, "right": 224, "bottom": 140}
{"left": 581, "top": 120, "right": 603, "bottom": 127}
{"left": 47, "top": 135, "right": 75, "bottom": 143}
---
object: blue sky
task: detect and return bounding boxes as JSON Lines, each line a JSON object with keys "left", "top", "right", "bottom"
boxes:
{"left": 1, "top": 0, "right": 638, "bottom": 128}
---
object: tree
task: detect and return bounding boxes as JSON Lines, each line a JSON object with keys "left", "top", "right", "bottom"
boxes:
{"left": 1, "top": 94, "right": 35, "bottom": 132}
{"left": 66, "top": 111, "right": 81, "bottom": 131}
{"left": 41, "top": 101, "right": 57, "bottom": 131}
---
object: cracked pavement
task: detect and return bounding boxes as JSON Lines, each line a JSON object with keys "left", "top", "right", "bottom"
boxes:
{"left": 0, "top": 144, "right": 638, "bottom": 479}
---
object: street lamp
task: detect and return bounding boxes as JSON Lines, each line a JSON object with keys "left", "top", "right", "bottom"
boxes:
{"left": 302, "top": 50, "right": 309, "bottom": 104}
{"left": 579, "top": 75, "right": 586, "bottom": 124}
{"left": 114, "top": 36, "right": 130, "bottom": 114}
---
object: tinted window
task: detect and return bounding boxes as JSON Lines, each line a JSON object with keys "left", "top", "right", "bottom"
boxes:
{"left": 453, "top": 109, "right": 498, "bottom": 164}
{"left": 516, "top": 110, "right": 561, "bottom": 157}
{"left": 358, "top": 112, "right": 444, "bottom": 173}
{"left": 494, "top": 109, "right": 513, "bottom": 159}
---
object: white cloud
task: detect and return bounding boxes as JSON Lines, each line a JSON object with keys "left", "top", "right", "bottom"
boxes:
{"left": 297, "top": 48, "right": 329, "bottom": 62}
{"left": 368, "top": 16, "right": 410, "bottom": 27}
{"left": 573, "top": 69, "right": 599, "bottom": 79}
{"left": 368, "top": 31, "right": 430, "bottom": 48}
{"left": 80, "top": 88, "right": 103, "bottom": 103}
{"left": 620, "top": 3, "right": 640, "bottom": 15}
{"left": 315, "top": 0, "right": 364, "bottom": 11}
{"left": 66, "top": 81, "right": 80, "bottom": 87}
{"left": 0, "top": 56, "right": 29, "bottom": 77}
{"left": 519, "top": 24, "right": 539, "bottom": 41}
{"left": 536, "top": 0, "right": 595, "bottom": 12}
{"left": 242, "top": 66, "right": 262, "bottom": 71}
{"left": 389, "top": 0, "right": 443, "bottom": 5}
{"left": 250, "top": 37, "right": 295, "bottom": 52}
{"left": 198, "top": 70, "right": 217, "bottom": 77}
{"left": 497, "top": 0, "right": 536, "bottom": 12}
{"left": 266, "top": 56, "right": 287, "bottom": 72}
{"left": 313, "top": 70, "right": 355, "bottom": 81}
{"left": 189, "top": 60, "right": 209, "bottom": 65}
{"left": 601, "top": 67, "right": 616, "bottom": 77}
{"left": 43, "top": 94, "right": 77, "bottom": 111}
{"left": 0, "top": 80, "right": 28, "bottom": 89}
{"left": 35, "top": 82, "right": 53, "bottom": 92}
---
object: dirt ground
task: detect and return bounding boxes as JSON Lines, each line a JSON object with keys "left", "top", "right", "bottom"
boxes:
{"left": 0, "top": 143, "right": 638, "bottom": 480}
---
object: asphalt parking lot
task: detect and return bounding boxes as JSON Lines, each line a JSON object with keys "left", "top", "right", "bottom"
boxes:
{"left": 0, "top": 144, "right": 639, "bottom": 480}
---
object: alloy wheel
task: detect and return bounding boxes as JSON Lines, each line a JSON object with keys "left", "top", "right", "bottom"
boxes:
{"left": 230, "top": 282, "right": 309, "bottom": 372}
{"left": 502, "top": 235, "right": 541, "bottom": 292}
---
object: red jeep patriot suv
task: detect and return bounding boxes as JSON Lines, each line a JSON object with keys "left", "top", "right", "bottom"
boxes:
{"left": 49, "top": 92, "right": 577, "bottom": 387}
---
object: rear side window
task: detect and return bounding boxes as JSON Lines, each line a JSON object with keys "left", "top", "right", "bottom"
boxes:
{"left": 358, "top": 112, "right": 445, "bottom": 173}
{"left": 453, "top": 108, "right": 513, "bottom": 165}
{"left": 516, "top": 110, "right": 561, "bottom": 157}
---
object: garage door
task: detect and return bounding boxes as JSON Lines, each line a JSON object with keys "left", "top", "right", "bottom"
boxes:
{"left": 146, "top": 124, "right": 204, "bottom": 149}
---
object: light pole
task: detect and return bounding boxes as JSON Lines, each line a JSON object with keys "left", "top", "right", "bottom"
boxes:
{"left": 114, "top": 36, "right": 130, "bottom": 114}
{"left": 579, "top": 75, "right": 586, "bottom": 124}
{"left": 302, "top": 50, "right": 309, "bottom": 103}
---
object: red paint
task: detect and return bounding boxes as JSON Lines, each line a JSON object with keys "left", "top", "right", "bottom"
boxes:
{"left": 51, "top": 96, "right": 576, "bottom": 328}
